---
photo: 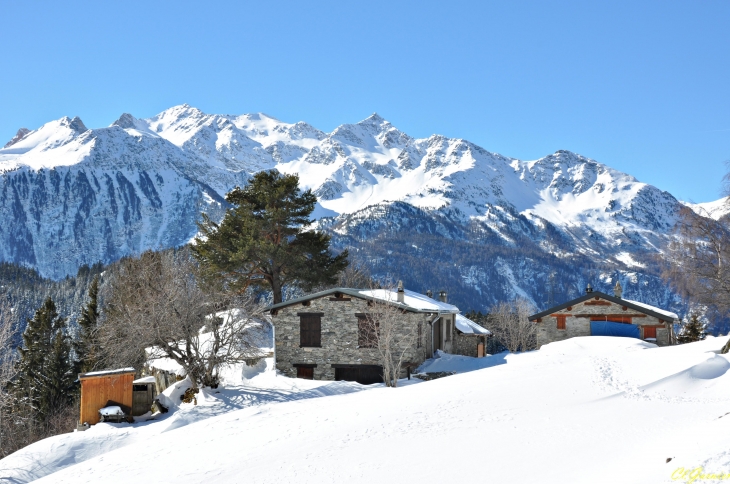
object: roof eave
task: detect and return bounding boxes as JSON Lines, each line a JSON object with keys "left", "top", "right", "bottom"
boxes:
{"left": 267, "top": 287, "right": 455, "bottom": 314}
{"left": 528, "top": 291, "right": 677, "bottom": 322}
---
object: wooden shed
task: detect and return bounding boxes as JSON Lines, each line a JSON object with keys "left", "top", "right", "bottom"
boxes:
{"left": 78, "top": 368, "right": 135, "bottom": 426}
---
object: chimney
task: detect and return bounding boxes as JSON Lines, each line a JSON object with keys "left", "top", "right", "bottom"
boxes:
{"left": 397, "top": 280, "right": 405, "bottom": 303}
{"left": 585, "top": 283, "right": 593, "bottom": 294}
{"left": 614, "top": 281, "right": 623, "bottom": 299}
{"left": 426, "top": 290, "right": 433, "bottom": 299}
{"left": 439, "top": 290, "right": 448, "bottom": 303}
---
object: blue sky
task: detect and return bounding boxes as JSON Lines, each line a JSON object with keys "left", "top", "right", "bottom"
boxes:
{"left": 1, "top": 0, "right": 728, "bottom": 202}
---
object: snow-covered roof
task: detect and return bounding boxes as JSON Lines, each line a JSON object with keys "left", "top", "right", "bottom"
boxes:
{"left": 268, "top": 287, "right": 460, "bottom": 314}
{"left": 454, "top": 314, "right": 491, "bottom": 335}
{"left": 357, "top": 288, "right": 459, "bottom": 313}
{"left": 622, "top": 299, "right": 679, "bottom": 320}
{"left": 133, "top": 376, "right": 156, "bottom": 384}
{"left": 529, "top": 291, "right": 679, "bottom": 322}
{"left": 79, "top": 368, "right": 135, "bottom": 379}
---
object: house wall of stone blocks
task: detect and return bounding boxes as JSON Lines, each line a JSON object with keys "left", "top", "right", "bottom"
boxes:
{"left": 535, "top": 296, "right": 672, "bottom": 348}
{"left": 453, "top": 332, "right": 486, "bottom": 358}
{"left": 272, "top": 295, "right": 434, "bottom": 380}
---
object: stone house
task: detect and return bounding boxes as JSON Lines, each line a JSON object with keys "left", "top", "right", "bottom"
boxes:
{"left": 268, "top": 285, "right": 490, "bottom": 383}
{"left": 528, "top": 283, "right": 678, "bottom": 348}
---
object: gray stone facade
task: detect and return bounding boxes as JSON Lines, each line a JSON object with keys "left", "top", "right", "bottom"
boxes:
{"left": 453, "top": 332, "right": 486, "bottom": 357}
{"left": 534, "top": 294, "right": 673, "bottom": 348}
{"left": 272, "top": 294, "right": 435, "bottom": 380}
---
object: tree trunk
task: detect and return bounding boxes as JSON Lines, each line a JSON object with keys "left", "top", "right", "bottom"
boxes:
{"left": 271, "top": 269, "right": 283, "bottom": 305}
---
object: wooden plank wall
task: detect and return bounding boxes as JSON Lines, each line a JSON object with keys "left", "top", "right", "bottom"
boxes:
{"left": 79, "top": 373, "right": 134, "bottom": 425}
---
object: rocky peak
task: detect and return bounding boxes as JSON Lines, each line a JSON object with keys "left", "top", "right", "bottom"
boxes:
{"left": 68, "top": 116, "right": 88, "bottom": 134}
{"left": 111, "top": 113, "right": 139, "bottom": 129}
{"left": 3, "top": 128, "right": 31, "bottom": 148}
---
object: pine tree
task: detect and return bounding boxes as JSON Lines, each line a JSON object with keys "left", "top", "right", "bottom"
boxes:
{"left": 75, "top": 276, "right": 100, "bottom": 373}
{"left": 13, "top": 297, "right": 76, "bottom": 423}
{"left": 192, "top": 170, "right": 349, "bottom": 304}
{"left": 677, "top": 313, "right": 707, "bottom": 344}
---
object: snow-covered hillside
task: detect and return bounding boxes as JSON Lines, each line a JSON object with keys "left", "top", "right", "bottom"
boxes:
{"left": 0, "top": 105, "right": 707, "bottom": 312}
{"left": 684, "top": 197, "right": 730, "bottom": 220}
{"left": 2, "top": 337, "right": 730, "bottom": 483}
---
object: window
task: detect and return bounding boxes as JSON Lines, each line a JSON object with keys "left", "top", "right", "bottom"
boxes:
{"left": 556, "top": 315, "right": 567, "bottom": 330}
{"left": 357, "top": 314, "right": 378, "bottom": 348}
{"left": 643, "top": 326, "right": 657, "bottom": 339}
{"left": 299, "top": 313, "right": 322, "bottom": 347}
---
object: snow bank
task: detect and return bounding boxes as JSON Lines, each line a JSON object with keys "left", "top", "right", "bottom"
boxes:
{"left": 7, "top": 336, "right": 730, "bottom": 484}
{"left": 416, "top": 350, "right": 506, "bottom": 374}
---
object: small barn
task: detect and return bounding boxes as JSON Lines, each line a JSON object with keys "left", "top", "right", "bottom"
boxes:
{"left": 78, "top": 368, "right": 135, "bottom": 426}
{"left": 528, "top": 283, "right": 679, "bottom": 348}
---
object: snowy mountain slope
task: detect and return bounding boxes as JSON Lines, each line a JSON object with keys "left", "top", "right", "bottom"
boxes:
{"left": 0, "top": 105, "right": 693, "bottom": 314}
{"left": 684, "top": 197, "right": 730, "bottom": 220}
{"left": 5, "top": 337, "right": 730, "bottom": 484}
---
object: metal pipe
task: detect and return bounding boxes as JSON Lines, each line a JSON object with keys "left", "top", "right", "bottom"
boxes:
{"left": 271, "top": 320, "right": 276, "bottom": 377}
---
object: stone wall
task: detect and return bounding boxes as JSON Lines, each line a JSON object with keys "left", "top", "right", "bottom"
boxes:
{"left": 453, "top": 332, "right": 485, "bottom": 357}
{"left": 272, "top": 294, "right": 434, "bottom": 380}
{"left": 535, "top": 295, "right": 672, "bottom": 348}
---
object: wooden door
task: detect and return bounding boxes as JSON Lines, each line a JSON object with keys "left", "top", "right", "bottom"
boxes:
{"left": 297, "top": 367, "right": 314, "bottom": 379}
{"left": 433, "top": 319, "right": 442, "bottom": 352}
{"left": 335, "top": 366, "right": 383, "bottom": 385}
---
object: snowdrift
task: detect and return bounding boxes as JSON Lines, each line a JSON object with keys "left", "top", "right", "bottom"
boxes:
{"left": 2, "top": 337, "right": 730, "bottom": 484}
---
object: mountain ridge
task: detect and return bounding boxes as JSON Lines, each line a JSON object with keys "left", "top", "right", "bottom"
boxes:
{"left": 0, "top": 105, "right": 713, "bottom": 316}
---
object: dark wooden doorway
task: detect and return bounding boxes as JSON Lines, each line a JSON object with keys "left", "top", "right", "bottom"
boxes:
{"left": 334, "top": 365, "right": 383, "bottom": 385}
{"left": 296, "top": 366, "right": 314, "bottom": 379}
{"left": 433, "top": 318, "right": 443, "bottom": 352}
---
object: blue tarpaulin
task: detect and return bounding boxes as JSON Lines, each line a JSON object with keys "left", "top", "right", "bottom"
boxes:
{"left": 590, "top": 321, "right": 640, "bottom": 339}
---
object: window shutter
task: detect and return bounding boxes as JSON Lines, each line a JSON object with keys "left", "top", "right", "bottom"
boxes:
{"left": 556, "top": 315, "right": 567, "bottom": 330}
{"left": 300, "top": 314, "right": 322, "bottom": 347}
{"left": 357, "top": 314, "right": 378, "bottom": 348}
{"left": 644, "top": 326, "right": 657, "bottom": 339}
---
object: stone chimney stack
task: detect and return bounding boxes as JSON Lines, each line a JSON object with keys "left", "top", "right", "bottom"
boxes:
{"left": 585, "top": 283, "right": 593, "bottom": 294}
{"left": 614, "top": 281, "right": 623, "bottom": 299}
{"left": 397, "top": 280, "right": 405, "bottom": 303}
{"left": 439, "top": 290, "right": 448, "bottom": 303}
{"left": 426, "top": 290, "right": 433, "bottom": 299}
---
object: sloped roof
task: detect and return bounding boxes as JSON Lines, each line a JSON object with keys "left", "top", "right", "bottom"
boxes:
{"left": 267, "top": 287, "right": 459, "bottom": 314}
{"left": 455, "top": 314, "right": 491, "bottom": 335}
{"left": 78, "top": 368, "right": 135, "bottom": 379}
{"left": 528, "top": 291, "right": 679, "bottom": 322}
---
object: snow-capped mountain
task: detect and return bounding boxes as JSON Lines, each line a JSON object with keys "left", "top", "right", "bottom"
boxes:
{"left": 684, "top": 197, "right": 730, "bottom": 220}
{"left": 0, "top": 105, "right": 705, "bottom": 314}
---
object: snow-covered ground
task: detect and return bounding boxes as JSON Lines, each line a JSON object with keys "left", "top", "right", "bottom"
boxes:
{"left": 3, "top": 337, "right": 730, "bottom": 483}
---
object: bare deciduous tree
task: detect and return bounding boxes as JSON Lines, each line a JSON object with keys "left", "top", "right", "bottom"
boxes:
{"left": 486, "top": 298, "right": 537, "bottom": 352}
{"left": 0, "top": 298, "right": 19, "bottom": 455}
{"left": 663, "top": 206, "right": 730, "bottom": 318}
{"left": 98, "top": 248, "right": 268, "bottom": 389}
{"left": 358, "top": 286, "right": 419, "bottom": 387}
